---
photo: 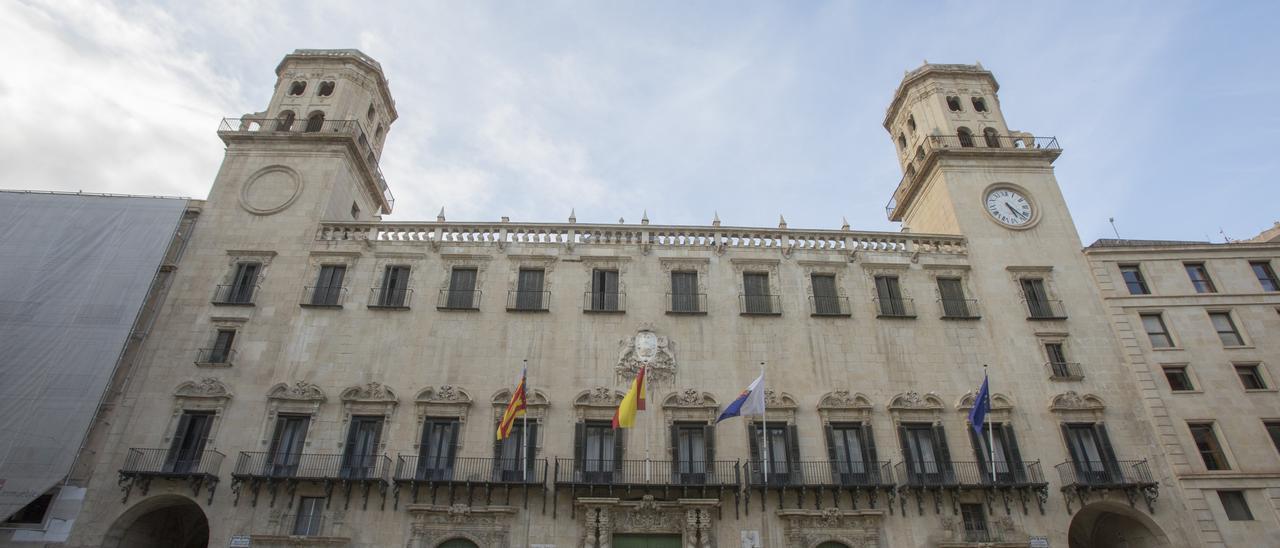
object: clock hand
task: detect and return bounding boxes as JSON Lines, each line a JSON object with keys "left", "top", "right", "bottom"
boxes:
{"left": 1005, "top": 203, "right": 1023, "bottom": 219}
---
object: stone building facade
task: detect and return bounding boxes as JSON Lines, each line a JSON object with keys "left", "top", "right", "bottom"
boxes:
{"left": 22, "top": 50, "right": 1277, "bottom": 547}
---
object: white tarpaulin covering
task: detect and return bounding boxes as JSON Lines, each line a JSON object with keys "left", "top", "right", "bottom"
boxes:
{"left": 0, "top": 192, "right": 185, "bottom": 521}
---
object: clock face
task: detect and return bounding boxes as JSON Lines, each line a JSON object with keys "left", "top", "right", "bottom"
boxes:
{"left": 985, "top": 188, "right": 1034, "bottom": 227}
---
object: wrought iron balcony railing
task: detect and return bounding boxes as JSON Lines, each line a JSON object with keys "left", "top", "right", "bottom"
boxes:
{"left": 809, "top": 296, "right": 851, "bottom": 317}
{"left": 118, "top": 448, "right": 224, "bottom": 503}
{"left": 368, "top": 287, "right": 412, "bottom": 309}
{"left": 744, "top": 460, "right": 894, "bottom": 488}
{"left": 739, "top": 294, "right": 781, "bottom": 315}
{"left": 1056, "top": 459, "right": 1153, "bottom": 488}
{"left": 507, "top": 290, "right": 551, "bottom": 312}
{"left": 395, "top": 456, "right": 547, "bottom": 485}
{"left": 554, "top": 458, "right": 740, "bottom": 488}
{"left": 301, "top": 286, "right": 347, "bottom": 308}
{"left": 195, "top": 347, "right": 236, "bottom": 366}
{"left": 666, "top": 293, "right": 707, "bottom": 314}
{"left": 232, "top": 452, "right": 391, "bottom": 482}
{"left": 437, "top": 289, "right": 481, "bottom": 310}
{"left": 874, "top": 296, "right": 916, "bottom": 318}
{"left": 962, "top": 528, "right": 1006, "bottom": 543}
{"left": 1047, "top": 361, "right": 1085, "bottom": 381}
{"left": 1025, "top": 298, "right": 1067, "bottom": 320}
{"left": 583, "top": 292, "right": 626, "bottom": 313}
{"left": 939, "top": 298, "right": 981, "bottom": 320}
{"left": 212, "top": 284, "right": 258, "bottom": 305}
{"left": 894, "top": 460, "right": 1046, "bottom": 489}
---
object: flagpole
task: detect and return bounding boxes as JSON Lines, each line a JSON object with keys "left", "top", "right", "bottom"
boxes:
{"left": 985, "top": 365, "right": 995, "bottom": 484}
{"left": 759, "top": 361, "right": 769, "bottom": 547}
{"left": 522, "top": 359, "right": 532, "bottom": 548}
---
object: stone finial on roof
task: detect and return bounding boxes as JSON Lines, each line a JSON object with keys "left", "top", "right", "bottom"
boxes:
{"left": 500, "top": 216, "right": 510, "bottom": 223}
{"left": 436, "top": 207, "right": 445, "bottom": 222}
{"left": 841, "top": 217, "right": 850, "bottom": 231}
{"left": 778, "top": 215, "right": 787, "bottom": 229}
{"left": 568, "top": 208, "right": 576, "bottom": 224}
{"left": 712, "top": 212, "right": 721, "bottom": 227}
{"left": 618, "top": 217, "right": 625, "bottom": 224}
{"left": 641, "top": 210, "right": 649, "bottom": 225}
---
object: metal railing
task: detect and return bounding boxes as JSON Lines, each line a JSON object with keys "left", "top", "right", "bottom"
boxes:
{"left": 1047, "top": 361, "right": 1085, "bottom": 381}
{"left": 939, "top": 298, "right": 980, "bottom": 319}
{"left": 1025, "top": 298, "right": 1067, "bottom": 320}
{"left": 301, "top": 286, "right": 347, "bottom": 307}
{"left": 739, "top": 294, "right": 781, "bottom": 315}
{"left": 885, "top": 135, "right": 1059, "bottom": 220}
{"left": 369, "top": 287, "right": 412, "bottom": 309}
{"left": 395, "top": 456, "right": 547, "bottom": 485}
{"left": 283, "top": 512, "right": 327, "bottom": 537}
{"left": 1056, "top": 460, "right": 1153, "bottom": 488}
{"left": 232, "top": 452, "right": 391, "bottom": 482}
{"left": 507, "top": 290, "right": 551, "bottom": 312}
{"left": 554, "top": 459, "right": 739, "bottom": 487}
{"left": 874, "top": 296, "right": 916, "bottom": 318}
{"left": 212, "top": 284, "right": 258, "bottom": 305}
{"left": 666, "top": 293, "right": 707, "bottom": 314}
{"left": 121, "top": 448, "right": 224, "bottom": 477}
{"left": 195, "top": 348, "right": 236, "bottom": 366}
{"left": 810, "top": 296, "right": 851, "bottom": 317}
{"left": 583, "top": 292, "right": 626, "bottom": 313}
{"left": 744, "top": 460, "right": 894, "bottom": 488}
{"left": 895, "top": 460, "right": 1046, "bottom": 488}
{"left": 219, "top": 118, "right": 393, "bottom": 213}
{"left": 437, "top": 289, "right": 481, "bottom": 310}
{"left": 963, "top": 528, "right": 1006, "bottom": 543}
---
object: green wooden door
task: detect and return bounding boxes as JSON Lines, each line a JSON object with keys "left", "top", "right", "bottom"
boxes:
{"left": 438, "top": 539, "right": 478, "bottom": 548}
{"left": 613, "top": 534, "right": 682, "bottom": 548}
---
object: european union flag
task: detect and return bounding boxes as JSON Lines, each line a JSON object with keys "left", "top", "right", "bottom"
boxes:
{"left": 968, "top": 374, "right": 990, "bottom": 438}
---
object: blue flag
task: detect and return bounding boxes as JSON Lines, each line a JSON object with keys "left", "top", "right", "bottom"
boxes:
{"left": 968, "top": 374, "right": 990, "bottom": 438}
{"left": 716, "top": 373, "right": 766, "bottom": 423}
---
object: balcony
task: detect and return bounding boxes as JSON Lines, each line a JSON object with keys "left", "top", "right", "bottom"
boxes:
{"left": 506, "top": 290, "right": 550, "bottom": 312}
{"left": 895, "top": 461, "right": 1049, "bottom": 515}
{"left": 874, "top": 297, "right": 916, "bottom": 318}
{"left": 368, "top": 287, "right": 412, "bottom": 310}
{"left": 1056, "top": 459, "right": 1158, "bottom": 513}
{"left": 666, "top": 293, "right": 707, "bottom": 315}
{"left": 743, "top": 460, "right": 894, "bottom": 511}
{"left": 231, "top": 452, "right": 392, "bottom": 510}
{"left": 437, "top": 289, "right": 481, "bottom": 310}
{"left": 194, "top": 347, "right": 236, "bottom": 367}
{"left": 394, "top": 456, "right": 548, "bottom": 509}
{"left": 583, "top": 291, "right": 626, "bottom": 313}
{"left": 739, "top": 294, "right": 781, "bottom": 316}
{"left": 212, "top": 284, "right": 258, "bottom": 306}
{"left": 118, "top": 448, "right": 224, "bottom": 504}
{"left": 1047, "top": 361, "right": 1085, "bottom": 381}
{"left": 300, "top": 286, "right": 347, "bottom": 308}
{"left": 809, "top": 296, "right": 852, "bottom": 317}
{"left": 554, "top": 458, "right": 739, "bottom": 497}
{"left": 939, "top": 298, "right": 981, "bottom": 320}
{"left": 1025, "top": 298, "right": 1067, "bottom": 320}
{"left": 219, "top": 118, "right": 394, "bottom": 214}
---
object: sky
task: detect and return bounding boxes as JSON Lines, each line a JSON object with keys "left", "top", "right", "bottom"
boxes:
{"left": 2, "top": 1, "right": 1278, "bottom": 244}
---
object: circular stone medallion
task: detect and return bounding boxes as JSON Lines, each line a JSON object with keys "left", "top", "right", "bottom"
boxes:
{"left": 240, "top": 166, "right": 302, "bottom": 215}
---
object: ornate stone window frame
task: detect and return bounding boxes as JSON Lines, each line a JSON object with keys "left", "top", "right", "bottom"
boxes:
{"left": 798, "top": 259, "right": 849, "bottom": 301}
{"left": 580, "top": 255, "right": 630, "bottom": 295}
{"left": 661, "top": 389, "right": 720, "bottom": 459}
{"left": 261, "top": 381, "right": 327, "bottom": 450}
{"left": 816, "top": 390, "right": 874, "bottom": 426}
{"left": 573, "top": 387, "right": 626, "bottom": 422}
{"left": 167, "top": 378, "right": 233, "bottom": 447}
{"left": 338, "top": 382, "right": 399, "bottom": 455}
{"left": 576, "top": 496, "right": 718, "bottom": 548}
{"left": 412, "top": 386, "right": 472, "bottom": 449}
{"left": 490, "top": 388, "right": 549, "bottom": 454}
{"left": 776, "top": 507, "right": 885, "bottom": 548}
{"left": 371, "top": 251, "right": 424, "bottom": 291}
{"left": 1048, "top": 391, "right": 1105, "bottom": 421}
{"left": 406, "top": 504, "right": 517, "bottom": 548}
{"left": 861, "top": 262, "right": 913, "bottom": 302}
{"left": 223, "top": 250, "right": 277, "bottom": 285}
{"left": 922, "top": 263, "right": 973, "bottom": 299}
{"left": 955, "top": 392, "right": 1014, "bottom": 424}
{"left": 304, "top": 250, "right": 363, "bottom": 289}
{"left": 659, "top": 257, "right": 710, "bottom": 295}
{"left": 505, "top": 255, "right": 558, "bottom": 293}
{"left": 438, "top": 253, "right": 491, "bottom": 294}
{"left": 730, "top": 258, "right": 781, "bottom": 296}
{"left": 1006, "top": 265, "right": 1061, "bottom": 301}
{"left": 886, "top": 391, "right": 946, "bottom": 426}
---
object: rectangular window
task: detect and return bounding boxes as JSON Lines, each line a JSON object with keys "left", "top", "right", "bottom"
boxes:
{"left": 1264, "top": 421, "right": 1280, "bottom": 455}
{"left": 1062, "top": 423, "right": 1118, "bottom": 484}
{"left": 828, "top": 423, "right": 878, "bottom": 485}
{"left": 340, "top": 416, "right": 383, "bottom": 479}
{"left": 1209, "top": 312, "right": 1245, "bottom": 346}
{"left": 1141, "top": 313, "right": 1174, "bottom": 348}
{"left": 672, "top": 422, "right": 712, "bottom": 483}
{"left": 579, "top": 421, "right": 618, "bottom": 482}
{"left": 377, "top": 265, "right": 411, "bottom": 307}
{"left": 514, "top": 268, "right": 546, "bottom": 310}
{"left": 1185, "top": 263, "right": 1216, "bottom": 293}
{"left": 590, "top": 269, "right": 620, "bottom": 311}
{"left": 311, "top": 264, "right": 346, "bottom": 306}
{"left": 267, "top": 415, "right": 310, "bottom": 476}
{"left": 293, "top": 496, "right": 325, "bottom": 535}
{"left": 209, "top": 329, "right": 235, "bottom": 363}
{"left": 1218, "top": 490, "right": 1254, "bottom": 521}
{"left": 750, "top": 423, "right": 797, "bottom": 484}
{"left": 900, "top": 422, "right": 951, "bottom": 484}
{"left": 875, "top": 275, "right": 910, "bottom": 316}
{"left": 742, "top": 272, "right": 774, "bottom": 314}
{"left": 1188, "top": 423, "right": 1229, "bottom": 471}
{"left": 811, "top": 273, "right": 843, "bottom": 315}
{"left": 971, "top": 423, "right": 1026, "bottom": 484}
{"left": 416, "top": 418, "right": 459, "bottom": 481}
{"left": 1119, "top": 264, "right": 1150, "bottom": 295}
{"left": 445, "top": 267, "right": 478, "bottom": 309}
{"left": 1162, "top": 365, "right": 1194, "bottom": 391}
{"left": 961, "top": 503, "right": 991, "bottom": 542}
{"left": 226, "top": 261, "right": 261, "bottom": 304}
{"left": 1045, "top": 343, "right": 1072, "bottom": 378}
{"left": 495, "top": 421, "right": 538, "bottom": 481}
{"left": 937, "top": 277, "right": 973, "bottom": 318}
{"left": 1021, "top": 278, "right": 1060, "bottom": 318}
{"left": 1251, "top": 261, "right": 1279, "bottom": 292}
{"left": 1235, "top": 364, "right": 1268, "bottom": 390}
{"left": 165, "top": 411, "right": 213, "bottom": 474}
{"left": 669, "top": 271, "right": 701, "bottom": 313}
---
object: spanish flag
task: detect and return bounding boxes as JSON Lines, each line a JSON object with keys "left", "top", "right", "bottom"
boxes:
{"left": 496, "top": 369, "right": 528, "bottom": 440}
{"left": 612, "top": 365, "right": 646, "bottom": 429}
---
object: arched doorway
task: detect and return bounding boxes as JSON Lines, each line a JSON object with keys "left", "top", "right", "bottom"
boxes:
{"left": 101, "top": 495, "right": 208, "bottom": 548}
{"left": 438, "top": 539, "right": 479, "bottom": 548}
{"left": 818, "top": 542, "right": 851, "bottom": 548}
{"left": 1068, "top": 502, "right": 1171, "bottom": 548}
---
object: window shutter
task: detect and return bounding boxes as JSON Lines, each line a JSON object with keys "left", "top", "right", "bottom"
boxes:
{"left": 290, "top": 417, "right": 310, "bottom": 455}
{"left": 787, "top": 424, "right": 802, "bottom": 477}
{"left": 897, "top": 425, "right": 912, "bottom": 466}
{"left": 704, "top": 424, "right": 716, "bottom": 466}
{"left": 526, "top": 423, "right": 539, "bottom": 465}
{"left": 492, "top": 421, "right": 504, "bottom": 460}
{"left": 1094, "top": 423, "right": 1119, "bottom": 464}
{"left": 1060, "top": 424, "right": 1083, "bottom": 465}
{"left": 613, "top": 427, "right": 625, "bottom": 474}
{"left": 824, "top": 424, "right": 839, "bottom": 463}
{"left": 933, "top": 424, "right": 953, "bottom": 474}
{"left": 862, "top": 424, "right": 879, "bottom": 482}
{"left": 968, "top": 424, "right": 988, "bottom": 479}
{"left": 573, "top": 422, "right": 586, "bottom": 476}
{"left": 446, "top": 421, "right": 460, "bottom": 469}
{"left": 748, "top": 423, "right": 762, "bottom": 482}
{"left": 1004, "top": 424, "right": 1025, "bottom": 481}
{"left": 670, "top": 424, "right": 680, "bottom": 479}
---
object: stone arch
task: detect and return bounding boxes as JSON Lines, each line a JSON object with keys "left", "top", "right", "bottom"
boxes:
{"left": 101, "top": 494, "right": 208, "bottom": 548}
{"left": 1068, "top": 501, "right": 1171, "bottom": 548}
{"left": 816, "top": 541, "right": 852, "bottom": 548}
{"left": 304, "top": 110, "right": 325, "bottom": 132}
{"left": 437, "top": 536, "right": 481, "bottom": 548}
{"left": 1050, "top": 391, "right": 1105, "bottom": 413}
{"left": 887, "top": 391, "right": 944, "bottom": 411}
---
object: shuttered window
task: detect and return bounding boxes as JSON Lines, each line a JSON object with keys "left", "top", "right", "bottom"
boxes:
{"left": 743, "top": 272, "right": 773, "bottom": 314}
{"left": 811, "top": 274, "right": 842, "bottom": 315}
{"left": 378, "top": 265, "right": 410, "bottom": 307}
{"left": 417, "top": 418, "right": 459, "bottom": 480}
{"left": 446, "top": 268, "right": 478, "bottom": 309}
{"left": 937, "top": 277, "right": 971, "bottom": 318}
{"left": 267, "top": 415, "right": 310, "bottom": 476}
{"left": 165, "top": 411, "right": 213, "bottom": 474}
{"left": 515, "top": 269, "right": 546, "bottom": 310}
{"left": 312, "top": 265, "right": 346, "bottom": 306}
{"left": 227, "top": 262, "right": 260, "bottom": 304}
{"left": 875, "top": 275, "right": 906, "bottom": 316}
{"left": 341, "top": 416, "right": 383, "bottom": 479}
{"left": 591, "top": 269, "right": 620, "bottom": 311}
{"left": 670, "top": 271, "right": 700, "bottom": 313}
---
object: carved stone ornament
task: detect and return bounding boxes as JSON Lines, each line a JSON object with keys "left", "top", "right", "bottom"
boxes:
{"left": 888, "top": 391, "right": 944, "bottom": 410}
{"left": 174, "top": 378, "right": 232, "bottom": 399}
{"left": 576, "top": 387, "right": 625, "bottom": 407}
{"left": 957, "top": 391, "right": 1013, "bottom": 411}
{"left": 664, "top": 388, "right": 718, "bottom": 409}
{"left": 1049, "top": 391, "right": 1105, "bottom": 412}
{"left": 417, "top": 385, "right": 472, "bottom": 404}
{"left": 266, "top": 381, "right": 326, "bottom": 402}
{"left": 340, "top": 382, "right": 397, "bottom": 403}
{"left": 405, "top": 504, "right": 516, "bottom": 548}
{"left": 818, "top": 390, "right": 873, "bottom": 410}
{"left": 616, "top": 326, "right": 676, "bottom": 383}
{"left": 777, "top": 508, "right": 884, "bottom": 548}
{"left": 762, "top": 389, "right": 798, "bottom": 408}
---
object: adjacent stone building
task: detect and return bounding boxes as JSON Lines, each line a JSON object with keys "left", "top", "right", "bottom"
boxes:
{"left": 8, "top": 50, "right": 1276, "bottom": 547}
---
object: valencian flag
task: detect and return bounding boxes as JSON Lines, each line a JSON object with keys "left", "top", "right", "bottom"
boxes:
{"left": 612, "top": 365, "right": 647, "bottom": 429}
{"left": 496, "top": 368, "right": 528, "bottom": 440}
{"left": 716, "top": 372, "right": 766, "bottom": 423}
